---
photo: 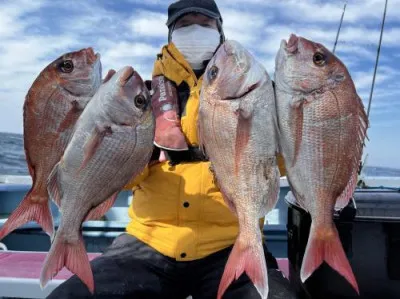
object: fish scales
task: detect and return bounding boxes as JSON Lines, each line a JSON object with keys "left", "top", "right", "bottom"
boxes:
{"left": 275, "top": 34, "right": 368, "bottom": 295}
{"left": 198, "top": 40, "right": 280, "bottom": 299}
{"left": 39, "top": 66, "right": 155, "bottom": 293}
{"left": 0, "top": 48, "right": 102, "bottom": 241}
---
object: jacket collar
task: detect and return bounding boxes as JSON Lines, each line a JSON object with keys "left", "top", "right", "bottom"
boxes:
{"left": 160, "top": 43, "right": 204, "bottom": 88}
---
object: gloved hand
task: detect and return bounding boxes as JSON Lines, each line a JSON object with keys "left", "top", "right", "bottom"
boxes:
{"left": 150, "top": 75, "right": 188, "bottom": 151}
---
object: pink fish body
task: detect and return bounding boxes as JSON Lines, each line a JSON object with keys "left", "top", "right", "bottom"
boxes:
{"left": 39, "top": 66, "right": 155, "bottom": 293}
{"left": 0, "top": 48, "right": 102, "bottom": 241}
{"left": 275, "top": 34, "right": 368, "bottom": 294}
{"left": 198, "top": 40, "right": 280, "bottom": 299}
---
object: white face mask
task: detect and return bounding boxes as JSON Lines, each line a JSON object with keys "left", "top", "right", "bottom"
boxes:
{"left": 171, "top": 24, "right": 220, "bottom": 70}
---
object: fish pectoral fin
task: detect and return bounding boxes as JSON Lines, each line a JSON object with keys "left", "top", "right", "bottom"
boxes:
{"left": 56, "top": 101, "right": 81, "bottom": 133}
{"left": 73, "top": 96, "right": 92, "bottom": 111}
{"left": 57, "top": 98, "right": 90, "bottom": 134}
{"left": 234, "top": 106, "right": 253, "bottom": 175}
{"left": 289, "top": 98, "right": 305, "bottom": 168}
{"left": 47, "top": 161, "right": 64, "bottom": 208}
{"left": 78, "top": 123, "right": 113, "bottom": 173}
{"left": 84, "top": 192, "right": 118, "bottom": 221}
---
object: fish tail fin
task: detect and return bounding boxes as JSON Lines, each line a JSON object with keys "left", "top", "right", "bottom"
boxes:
{"left": 217, "top": 232, "right": 268, "bottom": 299}
{"left": 0, "top": 192, "right": 53, "bottom": 240}
{"left": 301, "top": 224, "right": 359, "bottom": 294}
{"left": 40, "top": 231, "right": 94, "bottom": 293}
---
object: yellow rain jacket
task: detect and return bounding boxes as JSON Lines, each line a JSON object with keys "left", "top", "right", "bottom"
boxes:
{"left": 125, "top": 43, "right": 286, "bottom": 261}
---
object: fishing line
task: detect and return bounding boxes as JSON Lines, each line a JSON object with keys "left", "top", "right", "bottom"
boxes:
{"left": 366, "top": 0, "right": 388, "bottom": 120}
{"left": 332, "top": 2, "right": 347, "bottom": 54}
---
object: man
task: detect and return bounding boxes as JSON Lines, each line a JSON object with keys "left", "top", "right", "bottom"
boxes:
{"left": 47, "top": 1, "right": 296, "bottom": 298}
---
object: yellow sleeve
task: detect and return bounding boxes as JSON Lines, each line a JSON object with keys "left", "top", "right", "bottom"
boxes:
{"left": 122, "top": 166, "right": 150, "bottom": 190}
{"left": 152, "top": 56, "right": 164, "bottom": 77}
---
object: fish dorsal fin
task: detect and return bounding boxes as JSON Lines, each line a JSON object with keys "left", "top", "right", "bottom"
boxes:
{"left": 334, "top": 170, "right": 357, "bottom": 210}
{"left": 335, "top": 95, "right": 368, "bottom": 210}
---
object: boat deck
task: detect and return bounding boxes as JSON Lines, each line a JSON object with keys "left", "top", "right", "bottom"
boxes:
{"left": 0, "top": 251, "right": 289, "bottom": 298}
{"left": 0, "top": 251, "right": 100, "bottom": 298}
{"left": 1, "top": 175, "right": 399, "bottom": 298}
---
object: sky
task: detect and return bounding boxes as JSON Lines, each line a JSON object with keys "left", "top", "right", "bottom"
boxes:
{"left": 0, "top": 0, "right": 399, "bottom": 168}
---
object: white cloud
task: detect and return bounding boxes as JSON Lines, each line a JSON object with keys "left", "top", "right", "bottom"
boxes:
{"left": 221, "top": 8, "right": 270, "bottom": 46}
{"left": 0, "top": 0, "right": 399, "bottom": 168}
{"left": 337, "top": 27, "right": 400, "bottom": 47}
{"left": 0, "top": 0, "right": 46, "bottom": 38}
{"left": 102, "top": 42, "right": 159, "bottom": 60}
{"left": 0, "top": 0, "right": 163, "bottom": 135}
{"left": 353, "top": 65, "right": 400, "bottom": 92}
{"left": 335, "top": 44, "right": 377, "bottom": 61}
{"left": 130, "top": 10, "right": 168, "bottom": 38}
{"left": 126, "top": 0, "right": 168, "bottom": 6}
{"left": 219, "top": 0, "right": 400, "bottom": 23}
{"left": 273, "top": 1, "right": 346, "bottom": 23}
{"left": 99, "top": 41, "right": 160, "bottom": 80}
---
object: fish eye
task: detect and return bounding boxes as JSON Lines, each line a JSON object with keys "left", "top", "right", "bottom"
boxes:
{"left": 208, "top": 65, "right": 219, "bottom": 81}
{"left": 313, "top": 52, "right": 326, "bottom": 66}
{"left": 59, "top": 60, "right": 74, "bottom": 73}
{"left": 134, "top": 94, "right": 147, "bottom": 109}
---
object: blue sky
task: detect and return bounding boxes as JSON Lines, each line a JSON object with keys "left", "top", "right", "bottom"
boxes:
{"left": 0, "top": 0, "right": 399, "bottom": 168}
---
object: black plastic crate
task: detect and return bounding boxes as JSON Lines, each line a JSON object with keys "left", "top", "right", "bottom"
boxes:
{"left": 286, "top": 190, "right": 400, "bottom": 299}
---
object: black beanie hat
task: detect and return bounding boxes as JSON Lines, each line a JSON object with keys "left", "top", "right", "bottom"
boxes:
{"left": 166, "top": 0, "right": 223, "bottom": 28}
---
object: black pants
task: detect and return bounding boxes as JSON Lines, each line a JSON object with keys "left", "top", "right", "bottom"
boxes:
{"left": 46, "top": 233, "right": 296, "bottom": 299}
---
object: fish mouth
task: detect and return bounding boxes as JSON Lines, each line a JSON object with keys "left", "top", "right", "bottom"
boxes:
{"left": 85, "top": 47, "right": 101, "bottom": 65}
{"left": 224, "top": 81, "right": 261, "bottom": 100}
{"left": 281, "top": 33, "right": 299, "bottom": 54}
{"left": 119, "top": 66, "right": 136, "bottom": 86}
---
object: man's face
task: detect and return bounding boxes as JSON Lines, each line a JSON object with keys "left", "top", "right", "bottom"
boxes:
{"left": 174, "top": 13, "right": 218, "bottom": 30}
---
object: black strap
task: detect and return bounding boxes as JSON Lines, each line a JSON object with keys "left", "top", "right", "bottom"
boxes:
{"left": 165, "top": 146, "right": 208, "bottom": 166}
{"left": 150, "top": 146, "right": 208, "bottom": 166}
